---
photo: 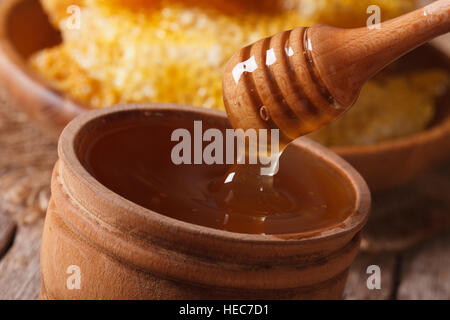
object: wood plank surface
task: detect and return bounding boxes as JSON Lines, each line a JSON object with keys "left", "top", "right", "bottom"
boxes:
{"left": 0, "top": 208, "right": 16, "bottom": 258}
{"left": 361, "top": 163, "right": 450, "bottom": 253}
{"left": 397, "top": 231, "right": 450, "bottom": 300}
{"left": 343, "top": 252, "right": 397, "bottom": 300}
{"left": 0, "top": 219, "right": 43, "bottom": 300}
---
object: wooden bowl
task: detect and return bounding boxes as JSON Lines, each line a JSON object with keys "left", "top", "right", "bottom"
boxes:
{"left": 333, "top": 48, "right": 450, "bottom": 191}
{"left": 0, "top": 0, "right": 84, "bottom": 137}
{"left": 0, "top": 0, "right": 449, "bottom": 192}
{"left": 40, "top": 103, "right": 370, "bottom": 299}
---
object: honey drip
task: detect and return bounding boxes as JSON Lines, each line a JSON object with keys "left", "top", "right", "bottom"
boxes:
{"left": 209, "top": 34, "right": 351, "bottom": 234}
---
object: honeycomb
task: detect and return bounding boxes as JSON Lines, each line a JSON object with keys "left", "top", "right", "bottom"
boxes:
{"left": 308, "top": 69, "right": 449, "bottom": 146}
{"left": 31, "top": 0, "right": 449, "bottom": 146}
{"left": 40, "top": 0, "right": 85, "bottom": 26}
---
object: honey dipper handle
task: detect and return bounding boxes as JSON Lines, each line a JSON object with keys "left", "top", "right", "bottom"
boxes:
{"left": 307, "top": 0, "right": 450, "bottom": 107}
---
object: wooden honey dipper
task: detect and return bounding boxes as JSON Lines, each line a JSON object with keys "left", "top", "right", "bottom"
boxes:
{"left": 222, "top": 0, "right": 450, "bottom": 142}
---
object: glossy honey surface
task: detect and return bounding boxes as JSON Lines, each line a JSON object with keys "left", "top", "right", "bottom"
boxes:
{"left": 81, "top": 113, "right": 354, "bottom": 234}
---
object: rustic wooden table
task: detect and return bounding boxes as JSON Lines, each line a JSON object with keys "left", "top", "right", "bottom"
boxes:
{"left": 0, "top": 0, "right": 449, "bottom": 300}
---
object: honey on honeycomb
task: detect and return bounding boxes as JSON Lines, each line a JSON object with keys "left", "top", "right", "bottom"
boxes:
{"left": 31, "top": 0, "right": 449, "bottom": 146}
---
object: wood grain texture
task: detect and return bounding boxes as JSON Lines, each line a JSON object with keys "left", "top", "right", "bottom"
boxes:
{"left": 0, "top": 219, "right": 43, "bottom": 300}
{"left": 397, "top": 231, "right": 450, "bottom": 300}
{"left": 0, "top": 208, "right": 16, "bottom": 258}
{"left": 343, "top": 252, "right": 397, "bottom": 300}
{"left": 361, "top": 163, "right": 450, "bottom": 253}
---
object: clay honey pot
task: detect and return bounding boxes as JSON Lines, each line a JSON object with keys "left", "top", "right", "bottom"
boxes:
{"left": 40, "top": 104, "right": 370, "bottom": 300}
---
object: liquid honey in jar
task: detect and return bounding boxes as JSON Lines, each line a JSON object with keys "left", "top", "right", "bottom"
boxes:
{"left": 83, "top": 113, "right": 355, "bottom": 235}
